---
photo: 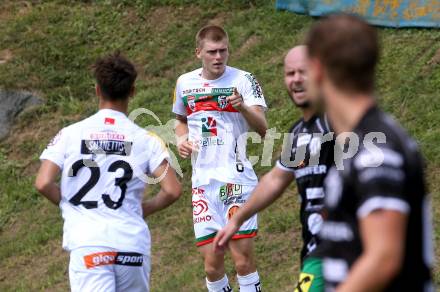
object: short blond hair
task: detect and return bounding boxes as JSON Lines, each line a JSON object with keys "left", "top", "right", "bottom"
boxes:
{"left": 196, "top": 25, "right": 229, "bottom": 48}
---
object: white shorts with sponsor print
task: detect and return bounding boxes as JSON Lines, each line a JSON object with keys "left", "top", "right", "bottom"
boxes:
{"left": 192, "top": 180, "right": 258, "bottom": 246}
{"left": 69, "top": 246, "right": 150, "bottom": 292}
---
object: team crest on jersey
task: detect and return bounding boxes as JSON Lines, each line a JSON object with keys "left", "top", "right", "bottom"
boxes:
{"left": 187, "top": 95, "right": 196, "bottom": 112}
{"left": 217, "top": 95, "right": 228, "bottom": 109}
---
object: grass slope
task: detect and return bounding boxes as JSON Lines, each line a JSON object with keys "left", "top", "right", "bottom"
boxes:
{"left": 0, "top": 1, "right": 439, "bottom": 291}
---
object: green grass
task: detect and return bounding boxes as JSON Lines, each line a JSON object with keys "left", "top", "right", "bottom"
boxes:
{"left": 0, "top": 1, "right": 439, "bottom": 291}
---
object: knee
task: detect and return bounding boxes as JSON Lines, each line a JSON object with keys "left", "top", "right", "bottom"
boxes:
{"left": 204, "top": 264, "right": 224, "bottom": 280}
{"left": 234, "top": 256, "right": 255, "bottom": 275}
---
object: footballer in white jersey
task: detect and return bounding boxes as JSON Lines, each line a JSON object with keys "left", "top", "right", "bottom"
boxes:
{"left": 173, "top": 25, "right": 267, "bottom": 292}
{"left": 35, "top": 52, "right": 181, "bottom": 292}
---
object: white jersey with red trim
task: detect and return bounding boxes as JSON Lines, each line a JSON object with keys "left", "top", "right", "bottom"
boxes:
{"left": 40, "top": 109, "right": 169, "bottom": 255}
{"left": 172, "top": 66, "right": 267, "bottom": 187}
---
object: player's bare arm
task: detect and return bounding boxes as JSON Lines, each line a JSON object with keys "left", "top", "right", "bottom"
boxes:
{"left": 336, "top": 210, "right": 407, "bottom": 292}
{"left": 227, "top": 88, "right": 267, "bottom": 138}
{"left": 35, "top": 160, "right": 61, "bottom": 205}
{"left": 175, "top": 114, "right": 197, "bottom": 159}
{"left": 142, "top": 160, "right": 182, "bottom": 217}
{"left": 214, "top": 167, "right": 295, "bottom": 250}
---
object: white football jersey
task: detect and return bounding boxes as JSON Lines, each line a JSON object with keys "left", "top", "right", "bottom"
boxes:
{"left": 173, "top": 66, "right": 267, "bottom": 187}
{"left": 40, "top": 109, "right": 169, "bottom": 255}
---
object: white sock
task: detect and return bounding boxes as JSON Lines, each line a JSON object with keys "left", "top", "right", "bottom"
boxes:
{"left": 237, "top": 271, "right": 261, "bottom": 292}
{"left": 206, "top": 274, "right": 233, "bottom": 292}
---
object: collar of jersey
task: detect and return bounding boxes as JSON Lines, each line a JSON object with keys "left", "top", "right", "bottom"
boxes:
{"left": 198, "top": 66, "right": 229, "bottom": 82}
{"left": 97, "top": 108, "right": 127, "bottom": 118}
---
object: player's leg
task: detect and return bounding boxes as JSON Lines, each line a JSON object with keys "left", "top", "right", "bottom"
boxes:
{"left": 114, "top": 253, "right": 150, "bottom": 292}
{"left": 198, "top": 242, "right": 232, "bottom": 291}
{"left": 193, "top": 185, "right": 232, "bottom": 291}
{"left": 226, "top": 184, "right": 260, "bottom": 291}
{"left": 69, "top": 247, "right": 116, "bottom": 292}
{"left": 294, "top": 257, "right": 324, "bottom": 292}
{"left": 229, "top": 238, "right": 261, "bottom": 292}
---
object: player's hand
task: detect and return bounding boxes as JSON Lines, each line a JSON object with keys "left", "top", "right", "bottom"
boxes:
{"left": 177, "top": 140, "right": 197, "bottom": 159}
{"left": 213, "top": 219, "right": 240, "bottom": 253}
{"left": 227, "top": 88, "right": 245, "bottom": 111}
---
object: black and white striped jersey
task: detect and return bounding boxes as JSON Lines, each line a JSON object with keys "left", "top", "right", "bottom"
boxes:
{"left": 319, "top": 106, "right": 434, "bottom": 291}
{"left": 276, "top": 114, "right": 334, "bottom": 262}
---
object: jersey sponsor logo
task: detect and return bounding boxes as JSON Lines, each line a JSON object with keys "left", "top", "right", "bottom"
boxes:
{"left": 104, "top": 117, "right": 115, "bottom": 125}
{"left": 220, "top": 184, "right": 242, "bottom": 201}
{"left": 201, "top": 116, "right": 217, "bottom": 137}
{"left": 193, "top": 199, "right": 211, "bottom": 224}
{"left": 244, "top": 73, "right": 263, "bottom": 99}
{"left": 182, "top": 89, "right": 238, "bottom": 115}
{"left": 194, "top": 214, "right": 212, "bottom": 224}
{"left": 89, "top": 132, "right": 125, "bottom": 141}
{"left": 115, "top": 252, "right": 143, "bottom": 266}
{"left": 199, "top": 116, "right": 225, "bottom": 147}
{"left": 294, "top": 165, "right": 327, "bottom": 179}
{"left": 306, "top": 187, "right": 325, "bottom": 200}
{"left": 227, "top": 205, "right": 240, "bottom": 219}
{"left": 81, "top": 139, "right": 132, "bottom": 156}
{"left": 84, "top": 251, "right": 117, "bottom": 269}
{"left": 193, "top": 199, "right": 208, "bottom": 216}
{"left": 183, "top": 88, "right": 206, "bottom": 94}
{"left": 84, "top": 251, "right": 143, "bottom": 269}
{"left": 192, "top": 187, "right": 206, "bottom": 196}
{"left": 294, "top": 272, "right": 314, "bottom": 292}
{"left": 211, "top": 87, "right": 233, "bottom": 94}
{"left": 320, "top": 221, "right": 354, "bottom": 241}
{"left": 219, "top": 183, "right": 243, "bottom": 205}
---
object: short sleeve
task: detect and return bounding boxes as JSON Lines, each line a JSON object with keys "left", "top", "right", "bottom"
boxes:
{"left": 353, "top": 146, "right": 410, "bottom": 218}
{"left": 276, "top": 159, "right": 295, "bottom": 173}
{"left": 239, "top": 73, "right": 267, "bottom": 110}
{"left": 172, "top": 78, "right": 187, "bottom": 116}
{"left": 145, "top": 132, "right": 170, "bottom": 176}
{"left": 39, "top": 128, "right": 68, "bottom": 169}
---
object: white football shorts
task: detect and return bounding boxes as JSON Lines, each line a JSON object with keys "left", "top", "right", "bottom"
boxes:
{"left": 192, "top": 180, "right": 258, "bottom": 246}
{"left": 69, "top": 246, "right": 150, "bottom": 292}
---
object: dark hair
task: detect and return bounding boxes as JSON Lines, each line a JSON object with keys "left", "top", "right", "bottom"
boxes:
{"left": 92, "top": 51, "right": 137, "bottom": 101}
{"left": 196, "top": 25, "right": 229, "bottom": 48}
{"left": 305, "top": 14, "right": 379, "bottom": 93}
